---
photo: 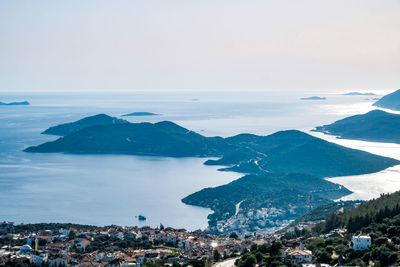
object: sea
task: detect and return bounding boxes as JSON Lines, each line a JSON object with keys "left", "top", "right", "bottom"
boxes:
{"left": 1, "top": 90, "right": 399, "bottom": 230}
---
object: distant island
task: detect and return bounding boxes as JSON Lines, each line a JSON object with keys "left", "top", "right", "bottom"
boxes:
{"left": 373, "top": 89, "right": 400, "bottom": 111}
{"left": 0, "top": 101, "right": 30, "bottom": 106}
{"left": 300, "top": 96, "right": 326, "bottom": 100}
{"left": 24, "top": 114, "right": 399, "bottom": 233}
{"left": 314, "top": 109, "right": 400, "bottom": 144}
{"left": 343, "top": 92, "right": 376, "bottom": 96}
{"left": 122, "top": 112, "right": 160, "bottom": 116}
{"left": 42, "top": 114, "right": 128, "bottom": 136}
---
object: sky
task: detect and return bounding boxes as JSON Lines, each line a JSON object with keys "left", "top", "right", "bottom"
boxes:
{"left": 0, "top": 0, "right": 399, "bottom": 92}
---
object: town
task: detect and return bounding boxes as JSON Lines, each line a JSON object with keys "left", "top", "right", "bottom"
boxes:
{"left": 0, "top": 221, "right": 278, "bottom": 266}
{"left": 1, "top": 220, "right": 379, "bottom": 267}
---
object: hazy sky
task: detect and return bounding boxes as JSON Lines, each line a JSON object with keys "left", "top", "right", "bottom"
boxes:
{"left": 1, "top": 0, "right": 399, "bottom": 92}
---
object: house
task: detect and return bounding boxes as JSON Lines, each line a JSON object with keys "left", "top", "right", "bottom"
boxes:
{"left": 19, "top": 244, "right": 32, "bottom": 255}
{"left": 351, "top": 235, "right": 371, "bottom": 251}
{"left": 282, "top": 245, "right": 312, "bottom": 264}
{"left": 124, "top": 231, "right": 138, "bottom": 240}
{"left": 77, "top": 239, "right": 91, "bottom": 251}
{"left": 110, "top": 231, "right": 124, "bottom": 240}
{"left": 48, "top": 255, "right": 69, "bottom": 267}
{"left": 32, "top": 253, "right": 48, "bottom": 266}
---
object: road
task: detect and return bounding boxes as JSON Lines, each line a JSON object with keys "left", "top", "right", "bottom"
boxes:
{"left": 213, "top": 258, "right": 238, "bottom": 267}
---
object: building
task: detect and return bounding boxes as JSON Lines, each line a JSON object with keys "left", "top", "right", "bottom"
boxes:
{"left": 282, "top": 245, "right": 312, "bottom": 264}
{"left": 351, "top": 235, "right": 371, "bottom": 251}
{"left": 19, "top": 244, "right": 32, "bottom": 255}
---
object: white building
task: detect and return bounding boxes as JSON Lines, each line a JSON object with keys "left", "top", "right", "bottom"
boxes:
{"left": 351, "top": 235, "right": 371, "bottom": 251}
{"left": 282, "top": 245, "right": 312, "bottom": 264}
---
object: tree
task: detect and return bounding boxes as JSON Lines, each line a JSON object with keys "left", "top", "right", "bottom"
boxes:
{"left": 68, "top": 230, "right": 76, "bottom": 240}
{"left": 213, "top": 250, "right": 221, "bottom": 262}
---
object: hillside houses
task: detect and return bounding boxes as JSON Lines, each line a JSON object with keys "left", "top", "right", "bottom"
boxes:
{"left": 0, "top": 223, "right": 273, "bottom": 266}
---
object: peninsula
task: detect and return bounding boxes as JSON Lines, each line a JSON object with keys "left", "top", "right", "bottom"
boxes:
{"left": 373, "top": 89, "right": 400, "bottom": 111}
{"left": 314, "top": 109, "right": 400, "bottom": 143}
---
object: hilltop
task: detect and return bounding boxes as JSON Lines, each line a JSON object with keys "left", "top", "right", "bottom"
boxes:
{"left": 122, "top": 112, "right": 159, "bottom": 116}
{"left": 42, "top": 114, "right": 128, "bottom": 136}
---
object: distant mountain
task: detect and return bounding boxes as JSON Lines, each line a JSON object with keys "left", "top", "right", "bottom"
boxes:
{"left": 26, "top": 114, "right": 398, "bottom": 177}
{"left": 373, "top": 89, "right": 400, "bottom": 110}
{"left": 343, "top": 92, "right": 376, "bottom": 96}
{"left": 122, "top": 112, "right": 159, "bottom": 116}
{"left": 300, "top": 96, "right": 326, "bottom": 100}
{"left": 42, "top": 114, "right": 128, "bottom": 136}
{"left": 182, "top": 173, "right": 352, "bottom": 227}
{"left": 314, "top": 110, "right": 400, "bottom": 143}
{"left": 0, "top": 101, "right": 30, "bottom": 106}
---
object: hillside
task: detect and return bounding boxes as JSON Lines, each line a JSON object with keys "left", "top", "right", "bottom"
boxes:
{"left": 28, "top": 121, "right": 229, "bottom": 157}
{"left": 41, "top": 114, "right": 128, "bottom": 136}
{"left": 288, "top": 200, "right": 362, "bottom": 226}
{"left": 373, "top": 89, "right": 400, "bottom": 110}
{"left": 182, "top": 173, "right": 351, "bottom": 227}
{"left": 314, "top": 110, "right": 400, "bottom": 143}
{"left": 238, "top": 191, "right": 400, "bottom": 267}
{"left": 320, "top": 191, "right": 400, "bottom": 234}
{"left": 207, "top": 130, "right": 399, "bottom": 177}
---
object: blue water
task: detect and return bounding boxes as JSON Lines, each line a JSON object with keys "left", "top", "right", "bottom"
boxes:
{"left": 0, "top": 91, "right": 380, "bottom": 230}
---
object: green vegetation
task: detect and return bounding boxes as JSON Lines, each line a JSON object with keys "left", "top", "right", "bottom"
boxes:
{"left": 14, "top": 223, "right": 96, "bottom": 233}
{"left": 314, "top": 109, "right": 400, "bottom": 143}
{"left": 235, "top": 241, "right": 285, "bottom": 267}
{"left": 288, "top": 201, "right": 361, "bottom": 227}
{"left": 318, "top": 192, "right": 400, "bottom": 233}
{"left": 86, "top": 236, "right": 153, "bottom": 252}
{"left": 27, "top": 115, "right": 398, "bottom": 178}
{"left": 183, "top": 173, "right": 350, "bottom": 227}
{"left": 41, "top": 113, "right": 128, "bottom": 136}
{"left": 236, "top": 191, "right": 400, "bottom": 266}
{"left": 24, "top": 114, "right": 400, "bottom": 231}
